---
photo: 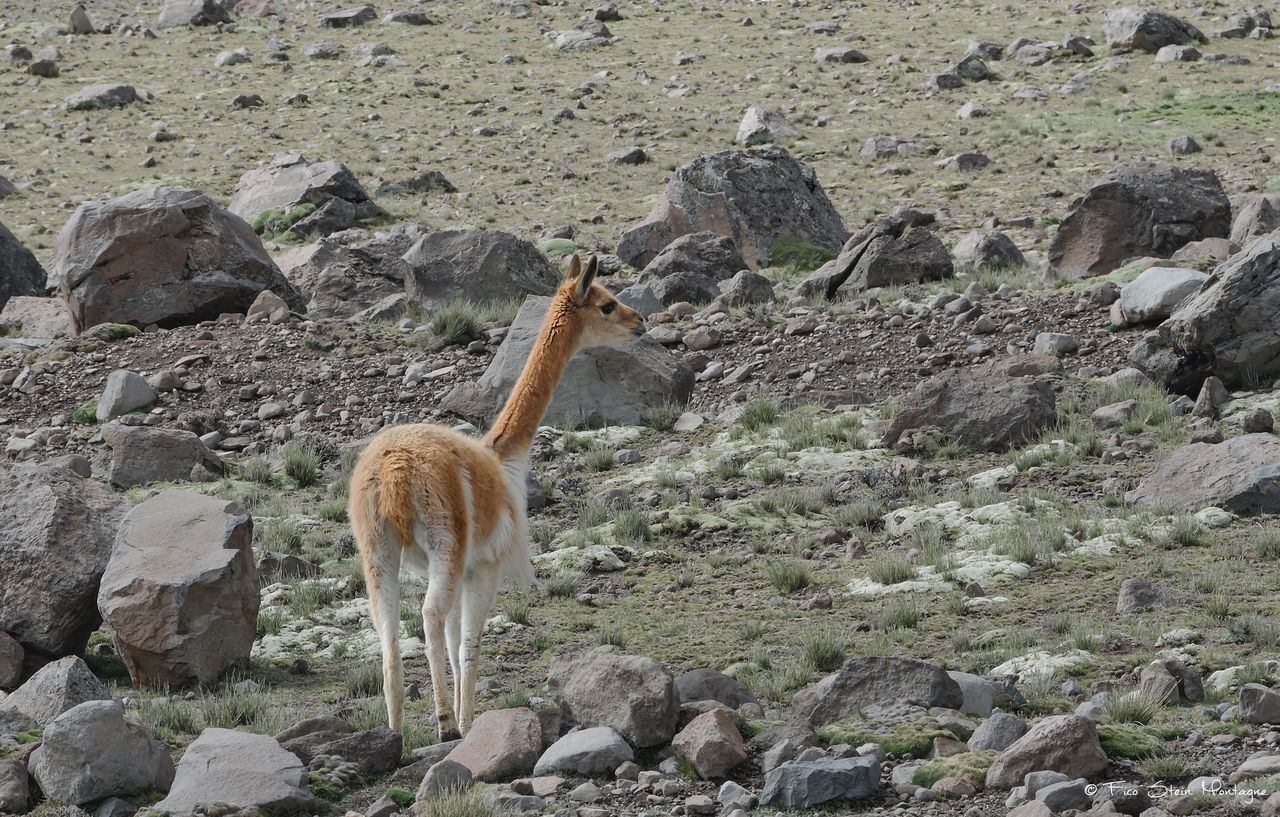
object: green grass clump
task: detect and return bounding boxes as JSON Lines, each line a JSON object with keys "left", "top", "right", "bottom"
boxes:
{"left": 597, "top": 623, "right": 627, "bottom": 649}
{"left": 502, "top": 594, "right": 531, "bottom": 626}
{"left": 259, "top": 517, "right": 305, "bottom": 554}
{"left": 769, "top": 236, "right": 836, "bottom": 272}
{"left": 643, "top": 402, "right": 685, "bottom": 431}
{"left": 819, "top": 718, "right": 961, "bottom": 758}
{"left": 318, "top": 498, "right": 349, "bottom": 523}
{"left": 137, "top": 699, "right": 198, "bottom": 742}
{"left": 283, "top": 441, "right": 319, "bottom": 487}
{"left": 1100, "top": 690, "right": 1164, "bottom": 725}
{"left": 877, "top": 598, "right": 922, "bottom": 630}
{"left": 197, "top": 687, "right": 269, "bottom": 729}
{"left": 542, "top": 571, "right": 582, "bottom": 599}
{"left": 1253, "top": 529, "right": 1280, "bottom": 560}
{"left": 426, "top": 301, "right": 485, "bottom": 347}
{"left": 346, "top": 660, "right": 382, "bottom": 698}
{"left": 912, "top": 750, "right": 997, "bottom": 788}
{"left": 739, "top": 398, "right": 781, "bottom": 431}
{"left": 239, "top": 455, "right": 274, "bottom": 484}
{"left": 290, "top": 580, "right": 336, "bottom": 618}
{"left": 612, "top": 508, "right": 652, "bottom": 543}
{"left": 1097, "top": 723, "right": 1166, "bottom": 759}
{"left": 766, "top": 560, "right": 812, "bottom": 594}
{"left": 256, "top": 608, "right": 285, "bottom": 637}
{"left": 584, "top": 445, "right": 616, "bottom": 472}
{"left": 1136, "top": 755, "right": 1195, "bottom": 782}
{"left": 800, "top": 629, "right": 846, "bottom": 672}
{"left": 415, "top": 786, "right": 501, "bottom": 817}
{"left": 72, "top": 399, "right": 99, "bottom": 424}
{"left": 867, "top": 552, "right": 915, "bottom": 585}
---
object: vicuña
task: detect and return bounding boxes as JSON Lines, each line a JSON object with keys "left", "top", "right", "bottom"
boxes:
{"left": 349, "top": 254, "right": 646, "bottom": 738}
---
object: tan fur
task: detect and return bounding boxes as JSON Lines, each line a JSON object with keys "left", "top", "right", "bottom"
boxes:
{"left": 349, "top": 254, "right": 644, "bottom": 737}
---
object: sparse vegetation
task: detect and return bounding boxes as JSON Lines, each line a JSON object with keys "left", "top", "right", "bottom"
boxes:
{"left": 765, "top": 560, "right": 812, "bottom": 594}
{"left": 283, "top": 441, "right": 320, "bottom": 488}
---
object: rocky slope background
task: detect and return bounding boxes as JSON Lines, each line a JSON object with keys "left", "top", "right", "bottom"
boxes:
{"left": 2, "top": 1, "right": 1280, "bottom": 817}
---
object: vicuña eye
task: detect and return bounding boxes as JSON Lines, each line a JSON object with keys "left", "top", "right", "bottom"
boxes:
{"left": 601, "top": 303, "right": 616, "bottom": 315}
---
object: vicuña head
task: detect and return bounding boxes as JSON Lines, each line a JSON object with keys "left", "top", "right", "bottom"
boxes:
{"left": 348, "top": 254, "right": 643, "bottom": 740}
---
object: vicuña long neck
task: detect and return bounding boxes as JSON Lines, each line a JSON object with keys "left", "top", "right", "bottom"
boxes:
{"left": 484, "top": 300, "right": 582, "bottom": 462}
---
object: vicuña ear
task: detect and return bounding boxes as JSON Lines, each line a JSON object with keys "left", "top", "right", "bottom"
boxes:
{"left": 575, "top": 255, "right": 598, "bottom": 301}
{"left": 566, "top": 254, "right": 582, "bottom": 281}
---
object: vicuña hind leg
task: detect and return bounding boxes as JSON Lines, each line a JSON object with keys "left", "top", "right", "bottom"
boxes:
{"left": 445, "top": 604, "right": 462, "bottom": 721}
{"left": 457, "top": 566, "right": 499, "bottom": 733}
{"left": 423, "top": 558, "right": 462, "bottom": 742}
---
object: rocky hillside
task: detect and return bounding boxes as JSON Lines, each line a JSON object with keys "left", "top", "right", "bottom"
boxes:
{"left": 1, "top": 2, "right": 1280, "bottom": 817}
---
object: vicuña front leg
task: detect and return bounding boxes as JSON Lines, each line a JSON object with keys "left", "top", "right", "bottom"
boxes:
{"left": 457, "top": 567, "right": 499, "bottom": 733}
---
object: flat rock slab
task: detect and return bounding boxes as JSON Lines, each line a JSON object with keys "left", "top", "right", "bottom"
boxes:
{"left": 1126, "top": 434, "right": 1280, "bottom": 514}
{"left": 155, "top": 728, "right": 314, "bottom": 817}
{"left": 800, "top": 657, "right": 964, "bottom": 727}
{"left": 760, "top": 756, "right": 880, "bottom": 809}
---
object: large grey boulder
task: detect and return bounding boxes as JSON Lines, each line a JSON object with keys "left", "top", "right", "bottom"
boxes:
{"left": 1126, "top": 434, "right": 1280, "bottom": 514}
{"left": 639, "top": 232, "right": 748, "bottom": 305}
{"left": 1118, "top": 266, "right": 1208, "bottom": 324}
{"left": 968, "top": 711, "right": 1030, "bottom": 751}
{"left": 442, "top": 295, "right": 694, "bottom": 427}
{"left": 985, "top": 715, "right": 1109, "bottom": 789}
{"left": 1231, "top": 193, "right": 1280, "bottom": 246}
{"left": 547, "top": 653, "right": 680, "bottom": 748}
{"left": 0, "top": 632, "right": 21, "bottom": 690}
{"left": 228, "top": 155, "right": 382, "bottom": 239}
{"left": 0, "top": 465, "right": 129, "bottom": 658}
{"left": 31, "top": 700, "right": 175, "bottom": 805}
{"left": 797, "top": 216, "right": 952, "bottom": 298}
{"left": 760, "top": 756, "right": 880, "bottom": 808}
{"left": 617, "top": 145, "right": 847, "bottom": 271}
{"left": 100, "top": 424, "right": 224, "bottom": 488}
{"left": 96, "top": 370, "right": 157, "bottom": 422}
{"left": 882, "top": 368, "right": 1057, "bottom": 453}
{"left": 1048, "top": 163, "right": 1230, "bottom": 280}
{"left": 275, "top": 227, "right": 422, "bottom": 320}
{"left": 156, "top": 729, "right": 314, "bottom": 817}
{"left": 274, "top": 716, "right": 401, "bottom": 776}
{"left": 1130, "top": 230, "right": 1280, "bottom": 392}
{"left": 0, "top": 296, "right": 73, "bottom": 339}
{"left": 50, "top": 187, "right": 304, "bottom": 332}
{"left": 444, "top": 708, "right": 542, "bottom": 781}
{"left": 0, "top": 220, "right": 46, "bottom": 312}
{"left": 672, "top": 709, "right": 747, "bottom": 779}
{"left": 1103, "top": 7, "right": 1207, "bottom": 53}
{"left": 799, "top": 657, "right": 964, "bottom": 727}
{"left": 533, "top": 726, "right": 634, "bottom": 776}
{"left": 676, "top": 668, "right": 759, "bottom": 710}
{"left": 0, "top": 657, "right": 109, "bottom": 729}
{"left": 401, "top": 229, "right": 560, "bottom": 311}
{"left": 0, "top": 760, "right": 27, "bottom": 814}
{"left": 947, "top": 671, "right": 997, "bottom": 717}
{"left": 64, "top": 84, "right": 138, "bottom": 111}
{"left": 157, "top": 0, "right": 232, "bottom": 27}
{"left": 953, "top": 230, "right": 1026, "bottom": 271}
{"left": 98, "top": 490, "right": 258, "bottom": 687}
{"left": 1240, "top": 684, "right": 1280, "bottom": 724}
